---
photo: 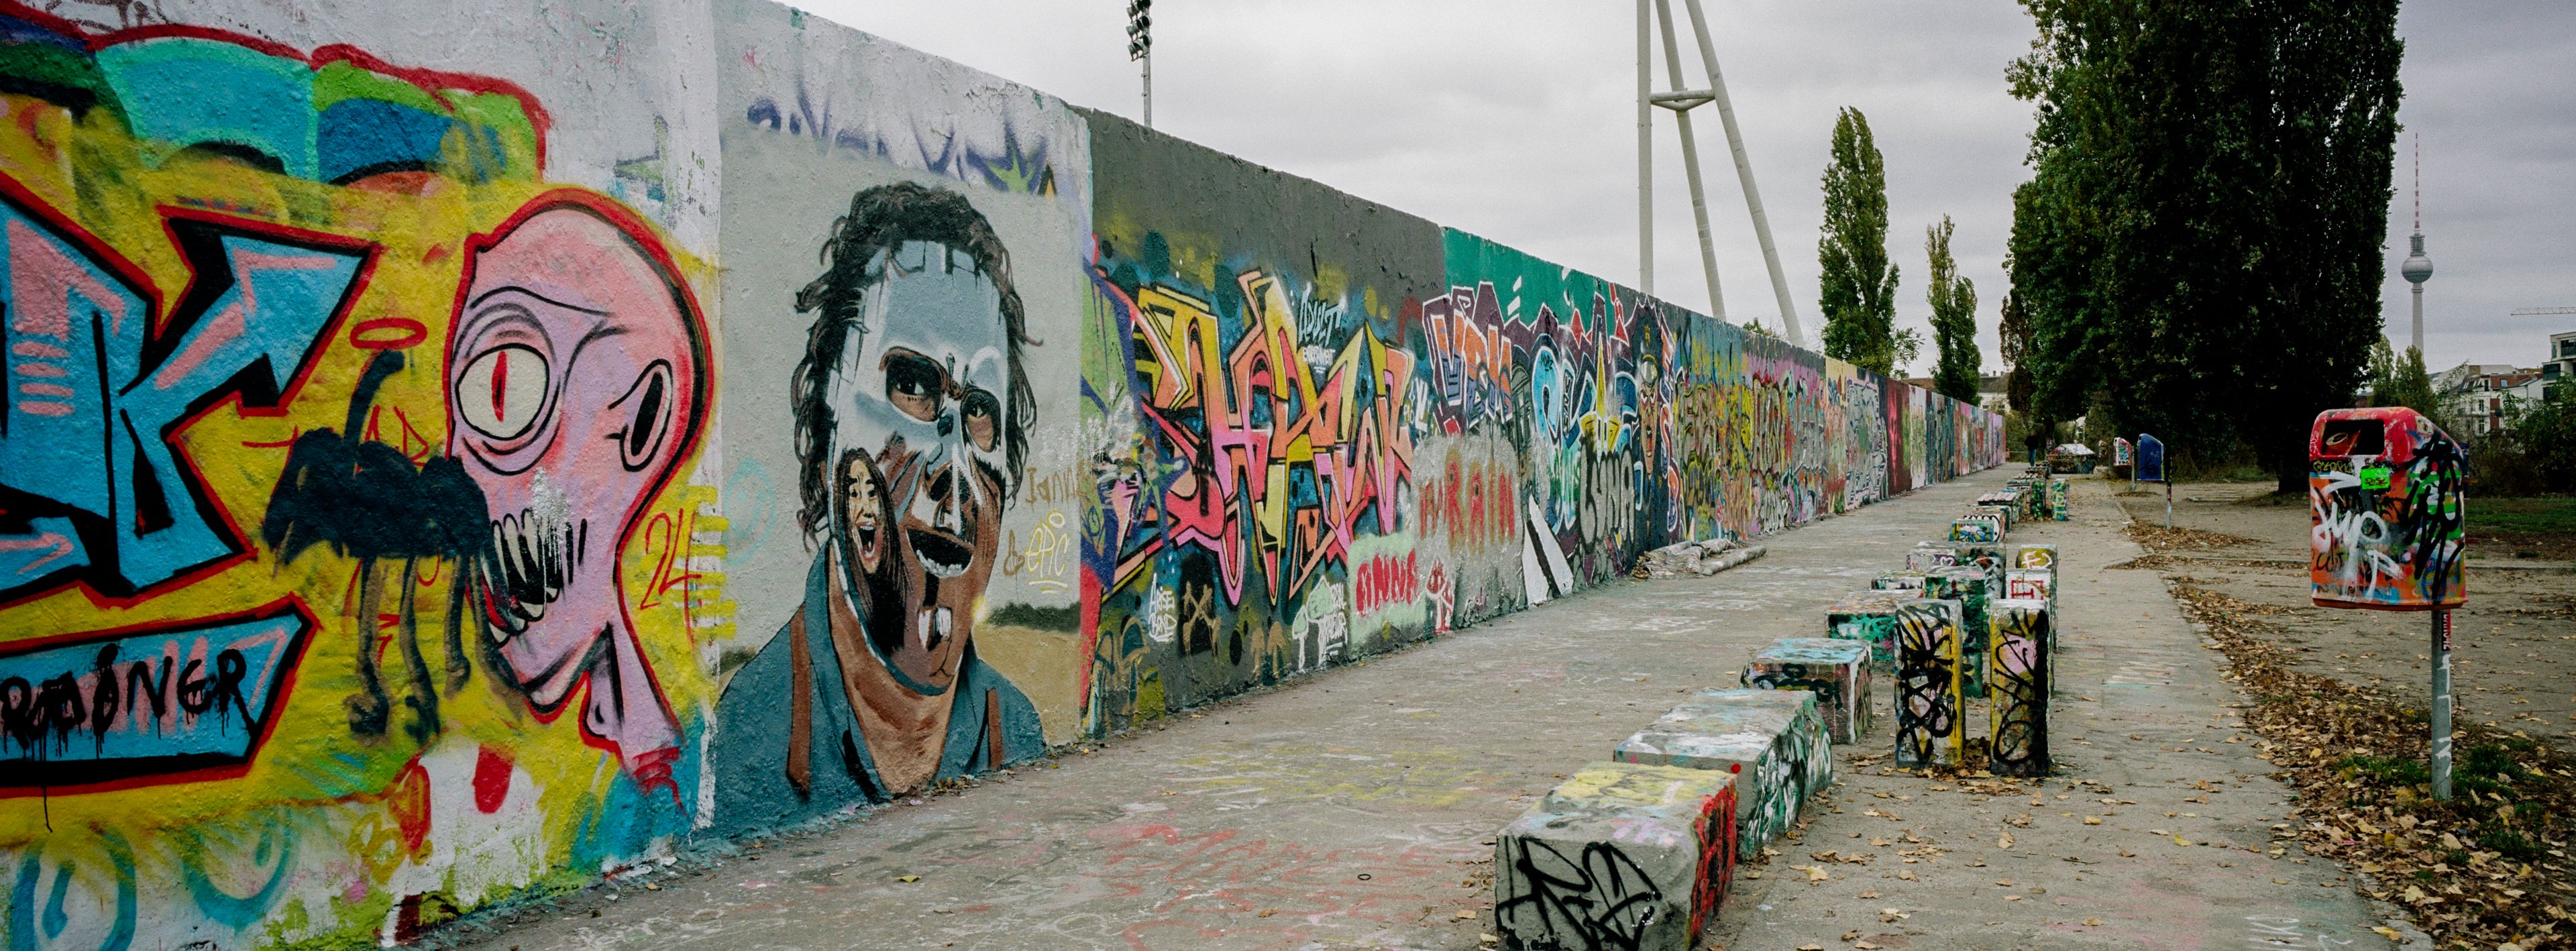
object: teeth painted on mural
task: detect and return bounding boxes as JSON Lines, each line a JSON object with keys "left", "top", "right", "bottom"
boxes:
{"left": 910, "top": 528, "right": 972, "bottom": 578}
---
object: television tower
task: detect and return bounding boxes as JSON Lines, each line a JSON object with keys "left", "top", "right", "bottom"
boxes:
{"left": 2400, "top": 133, "right": 2432, "bottom": 355}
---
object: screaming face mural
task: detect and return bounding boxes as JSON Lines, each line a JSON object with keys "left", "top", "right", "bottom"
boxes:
{"left": 710, "top": 183, "right": 1043, "bottom": 826}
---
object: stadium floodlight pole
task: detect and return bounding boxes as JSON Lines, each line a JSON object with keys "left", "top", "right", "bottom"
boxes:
{"left": 1679, "top": 0, "right": 1802, "bottom": 345}
{"left": 1128, "top": 0, "right": 1152, "bottom": 128}
{"left": 1651, "top": 0, "right": 1726, "bottom": 321}
{"left": 1636, "top": 0, "right": 1652, "bottom": 296}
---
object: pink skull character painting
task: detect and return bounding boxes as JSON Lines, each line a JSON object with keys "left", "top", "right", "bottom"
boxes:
{"left": 444, "top": 192, "right": 709, "bottom": 787}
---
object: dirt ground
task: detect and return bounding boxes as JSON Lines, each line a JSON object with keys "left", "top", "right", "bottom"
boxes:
{"left": 2110, "top": 479, "right": 2576, "bottom": 756}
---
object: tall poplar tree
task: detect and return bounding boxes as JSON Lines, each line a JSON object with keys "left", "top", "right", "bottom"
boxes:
{"left": 1926, "top": 215, "right": 1982, "bottom": 403}
{"left": 2006, "top": 0, "right": 2402, "bottom": 490}
{"left": 1819, "top": 107, "right": 1904, "bottom": 376}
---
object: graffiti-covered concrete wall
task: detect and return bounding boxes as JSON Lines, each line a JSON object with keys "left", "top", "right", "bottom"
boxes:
{"left": 0, "top": 1, "right": 725, "bottom": 948}
{"left": 0, "top": 1, "right": 2001, "bottom": 946}
{"left": 1079, "top": 110, "right": 1444, "bottom": 734}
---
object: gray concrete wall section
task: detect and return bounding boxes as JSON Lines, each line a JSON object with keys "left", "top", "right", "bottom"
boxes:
{"left": 1081, "top": 107, "right": 1444, "bottom": 304}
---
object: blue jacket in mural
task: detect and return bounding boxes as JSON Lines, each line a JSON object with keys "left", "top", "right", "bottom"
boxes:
{"left": 712, "top": 553, "right": 1041, "bottom": 832}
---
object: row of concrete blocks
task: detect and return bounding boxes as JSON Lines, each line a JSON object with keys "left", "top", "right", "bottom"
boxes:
{"left": 1831, "top": 486, "right": 2062, "bottom": 778}
{"left": 1997, "top": 469, "right": 2072, "bottom": 522}
{"left": 1489, "top": 498, "right": 2069, "bottom": 950}
{"left": 1491, "top": 682, "right": 1836, "bottom": 950}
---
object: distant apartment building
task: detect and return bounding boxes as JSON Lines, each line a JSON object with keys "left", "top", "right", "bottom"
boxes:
{"left": 2544, "top": 330, "right": 2576, "bottom": 390}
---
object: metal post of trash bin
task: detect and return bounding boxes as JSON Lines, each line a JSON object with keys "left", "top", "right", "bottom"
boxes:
{"left": 2431, "top": 609, "right": 2453, "bottom": 800}
{"left": 2164, "top": 481, "right": 2173, "bottom": 530}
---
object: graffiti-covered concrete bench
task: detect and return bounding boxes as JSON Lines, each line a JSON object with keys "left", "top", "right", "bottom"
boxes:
{"left": 2047, "top": 477, "right": 2071, "bottom": 520}
{"left": 1910, "top": 540, "right": 2002, "bottom": 574}
{"left": 1495, "top": 762, "right": 1737, "bottom": 951}
{"left": 1745, "top": 638, "right": 1873, "bottom": 744}
{"left": 1825, "top": 589, "right": 1917, "bottom": 671}
{"left": 2004, "top": 545, "right": 2060, "bottom": 696}
{"left": 1893, "top": 598, "right": 1968, "bottom": 768}
{"left": 1611, "top": 689, "right": 1833, "bottom": 860}
{"left": 1872, "top": 570, "right": 1929, "bottom": 593}
{"left": 1925, "top": 565, "right": 1997, "bottom": 700}
{"left": 1975, "top": 492, "right": 2022, "bottom": 531}
{"left": 1988, "top": 597, "right": 2054, "bottom": 777}
{"left": 1951, "top": 512, "right": 2004, "bottom": 544}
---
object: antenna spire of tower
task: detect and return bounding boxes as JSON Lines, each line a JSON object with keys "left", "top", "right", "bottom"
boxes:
{"left": 2414, "top": 132, "right": 2421, "bottom": 231}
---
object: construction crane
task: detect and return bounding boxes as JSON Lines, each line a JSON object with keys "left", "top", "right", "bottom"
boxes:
{"left": 2509, "top": 306, "right": 2576, "bottom": 317}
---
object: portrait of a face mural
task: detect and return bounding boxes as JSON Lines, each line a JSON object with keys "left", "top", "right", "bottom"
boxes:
{"left": 445, "top": 196, "right": 707, "bottom": 785}
{"left": 713, "top": 182, "right": 1042, "bottom": 828}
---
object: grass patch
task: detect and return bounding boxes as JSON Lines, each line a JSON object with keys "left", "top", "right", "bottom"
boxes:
{"left": 2338, "top": 754, "right": 2429, "bottom": 787}
{"left": 2465, "top": 496, "right": 2576, "bottom": 535}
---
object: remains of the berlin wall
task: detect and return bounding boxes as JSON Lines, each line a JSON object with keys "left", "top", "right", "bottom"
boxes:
{"left": 0, "top": 0, "right": 2005, "bottom": 946}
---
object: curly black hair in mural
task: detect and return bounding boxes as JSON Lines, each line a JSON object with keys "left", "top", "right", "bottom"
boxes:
{"left": 788, "top": 181, "right": 1035, "bottom": 541}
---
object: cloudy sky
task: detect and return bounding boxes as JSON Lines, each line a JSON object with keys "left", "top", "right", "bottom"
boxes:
{"left": 798, "top": 0, "right": 2575, "bottom": 376}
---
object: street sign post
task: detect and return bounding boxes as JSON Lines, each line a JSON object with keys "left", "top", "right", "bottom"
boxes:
{"left": 2307, "top": 408, "right": 2467, "bottom": 798}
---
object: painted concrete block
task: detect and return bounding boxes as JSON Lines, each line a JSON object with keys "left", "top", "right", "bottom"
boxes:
{"left": 1976, "top": 492, "right": 2021, "bottom": 530}
{"left": 2005, "top": 567, "right": 2054, "bottom": 605}
{"left": 1746, "top": 639, "right": 1874, "bottom": 744}
{"left": 1495, "top": 762, "right": 1737, "bottom": 950}
{"left": 1990, "top": 598, "right": 2053, "bottom": 776}
{"left": 2004, "top": 482, "right": 2046, "bottom": 520}
{"left": 1912, "top": 540, "right": 2004, "bottom": 574}
{"left": 1906, "top": 544, "right": 1960, "bottom": 571}
{"left": 1894, "top": 598, "right": 1966, "bottom": 768}
{"left": 1949, "top": 516, "right": 2001, "bottom": 544}
{"left": 1925, "top": 567, "right": 1995, "bottom": 700}
{"left": 1826, "top": 590, "right": 1914, "bottom": 671}
{"left": 2048, "top": 478, "right": 2072, "bottom": 520}
{"left": 1872, "top": 570, "right": 1929, "bottom": 592}
{"left": 2014, "top": 544, "right": 2057, "bottom": 571}
{"left": 1613, "top": 689, "right": 1833, "bottom": 860}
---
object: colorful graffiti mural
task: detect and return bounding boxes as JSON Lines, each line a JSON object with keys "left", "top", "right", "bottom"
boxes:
{"left": 1, "top": 2, "right": 2004, "bottom": 946}
{"left": 0, "top": 6, "right": 719, "bottom": 949}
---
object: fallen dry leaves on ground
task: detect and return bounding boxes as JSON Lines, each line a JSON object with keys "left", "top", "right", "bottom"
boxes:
{"left": 2174, "top": 583, "right": 2576, "bottom": 950}
{"left": 2124, "top": 522, "right": 2265, "bottom": 551}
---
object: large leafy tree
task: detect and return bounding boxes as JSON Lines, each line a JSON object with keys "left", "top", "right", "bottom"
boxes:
{"left": 1819, "top": 107, "right": 1907, "bottom": 376}
{"left": 1926, "top": 215, "right": 1982, "bottom": 403}
{"left": 2006, "top": 0, "right": 2402, "bottom": 490}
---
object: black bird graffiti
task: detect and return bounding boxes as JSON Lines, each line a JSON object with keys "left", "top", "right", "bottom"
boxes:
{"left": 262, "top": 350, "right": 488, "bottom": 742}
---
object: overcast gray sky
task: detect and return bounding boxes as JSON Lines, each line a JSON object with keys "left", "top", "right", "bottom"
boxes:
{"left": 795, "top": 0, "right": 2575, "bottom": 376}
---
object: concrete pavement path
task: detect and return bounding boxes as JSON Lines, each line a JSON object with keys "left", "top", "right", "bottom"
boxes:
{"left": 1713, "top": 476, "right": 2411, "bottom": 951}
{"left": 447, "top": 471, "right": 2406, "bottom": 951}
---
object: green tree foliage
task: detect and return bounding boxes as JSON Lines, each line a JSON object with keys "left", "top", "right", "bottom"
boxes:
{"left": 2506, "top": 382, "right": 2576, "bottom": 494}
{"left": 1926, "top": 215, "right": 1982, "bottom": 403}
{"left": 1997, "top": 292, "right": 2036, "bottom": 414}
{"left": 2361, "top": 337, "right": 2438, "bottom": 416}
{"left": 2005, "top": 0, "right": 2404, "bottom": 492}
{"left": 1819, "top": 107, "right": 1902, "bottom": 376}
